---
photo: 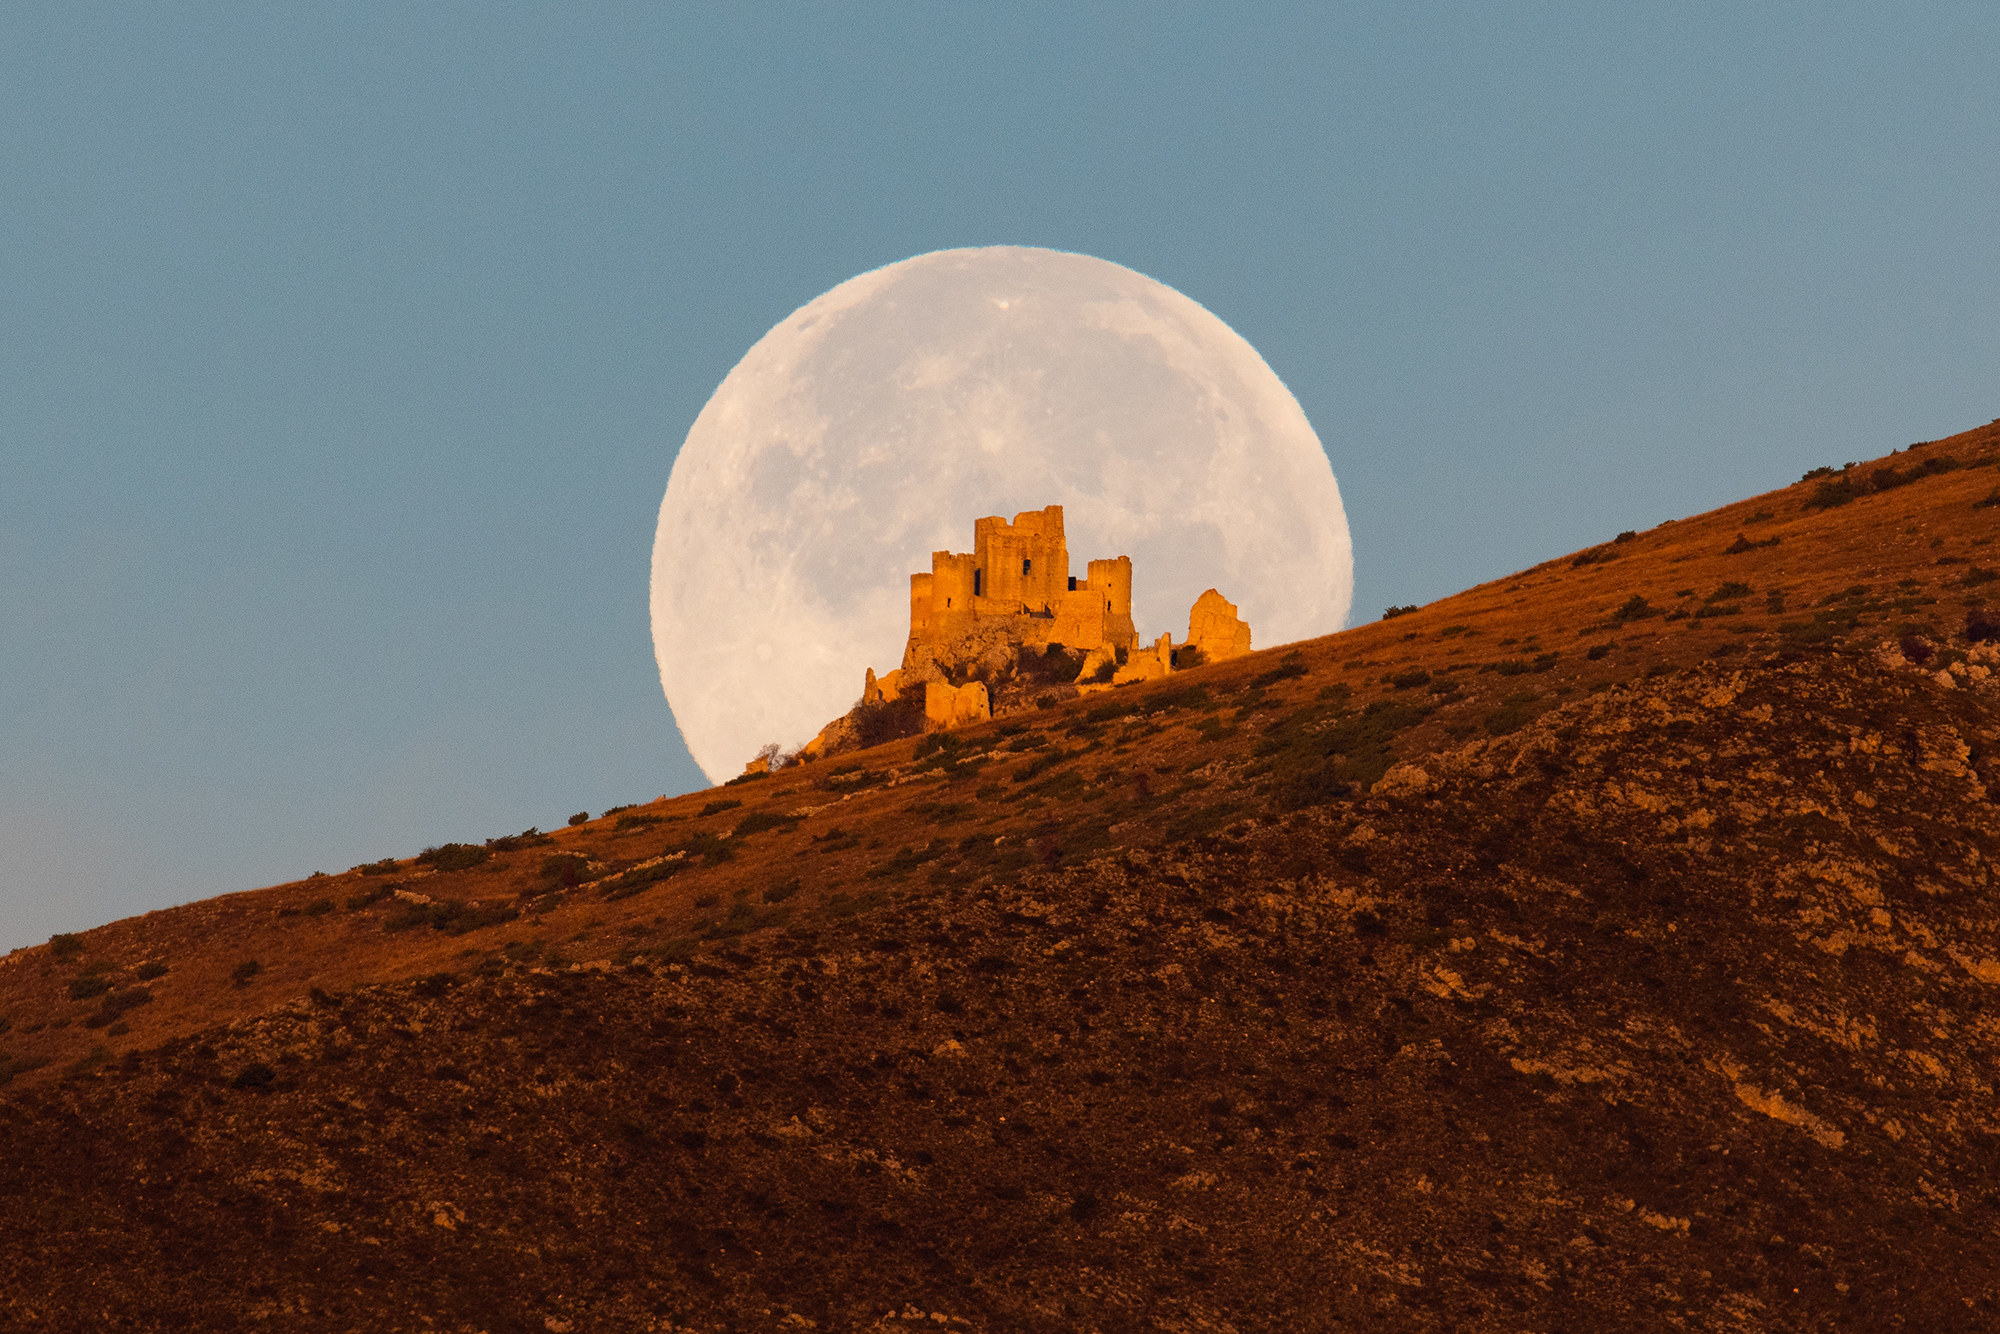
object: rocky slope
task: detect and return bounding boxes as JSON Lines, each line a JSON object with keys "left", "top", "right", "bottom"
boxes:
{"left": 2, "top": 421, "right": 1998, "bottom": 1331}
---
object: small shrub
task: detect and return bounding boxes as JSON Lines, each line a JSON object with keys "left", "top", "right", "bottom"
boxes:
{"left": 1148, "top": 683, "right": 1215, "bottom": 713}
{"left": 1614, "top": 530, "right": 1637, "bottom": 543}
{"left": 614, "top": 813, "right": 662, "bottom": 830}
{"left": 230, "top": 1062, "right": 276, "bottom": 1090}
{"left": 539, "top": 852, "right": 593, "bottom": 889}
{"left": 1483, "top": 692, "right": 1539, "bottom": 735}
{"left": 866, "top": 842, "right": 948, "bottom": 880}
{"left": 1975, "top": 487, "right": 2000, "bottom": 510}
{"left": 1585, "top": 644, "right": 1613, "bottom": 661}
{"left": 1968, "top": 608, "right": 1999, "bottom": 644}
{"left": 1492, "top": 656, "right": 1556, "bottom": 676}
{"left": 1011, "top": 751, "right": 1069, "bottom": 784}
{"left": 1724, "top": 533, "right": 1780, "bottom": 554}
{"left": 852, "top": 694, "right": 926, "bottom": 748}
{"left": 567, "top": 811, "right": 590, "bottom": 827}
{"left": 356, "top": 858, "right": 400, "bottom": 876}
{"left": 603, "top": 803, "right": 637, "bottom": 817}
{"left": 0, "top": 1052, "right": 51, "bottom": 1087}
{"left": 1805, "top": 455, "right": 1960, "bottom": 510}
{"left": 699, "top": 798, "right": 742, "bottom": 818}
{"left": 302, "top": 898, "right": 335, "bottom": 917}
{"left": 1387, "top": 669, "right": 1431, "bottom": 690}
{"left": 1570, "top": 546, "right": 1617, "bottom": 568}
{"left": 676, "top": 830, "right": 735, "bottom": 865}
{"left": 1805, "top": 475, "right": 1858, "bottom": 509}
{"left": 1612, "top": 595, "right": 1656, "bottom": 622}
{"left": 1251, "top": 655, "right": 1309, "bottom": 690}
{"left": 48, "top": 933, "right": 83, "bottom": 962}
{"left": 485, "top": 827, "right": 553, "bottom": 852}
{"left": 1800, "top": 465, "right": 1839, "bottom": 482}
{"left": 734, "top": 810, "right": 802, "bottom": 838}
{"left": 598, "top": 857, "right": 687, "bottom": 901}
{"left": 231, "top": 960, "right": 264, "bottom": 987}
{"left": 83, "top": 987, "right": 151, "bottom": 1029}
{"left": 1019, "top": 642, "right": 1088, "bottom": 685}
{"left": 1961, "top": 566, "right": 1997, "bottom": 587}
{"left": 1193, "top": 715, "right": 1237, "bottom": 743}
{"left": 764, "top": 878, "right": 802, "bottom": 904}
{"left": 68, "top": 976, "right": 113, "bottom": 1001}
{"left": 417, "top": 843, "right": 491, "bottom": 873}
{"left": 1381, "top": 605, "right": 1418, "bottom": 620}
{"left": 384, "top": 900, "right": 519, "bottom": 935}
{"left": 345, "top": 884, "right": 394, "bottom": 911}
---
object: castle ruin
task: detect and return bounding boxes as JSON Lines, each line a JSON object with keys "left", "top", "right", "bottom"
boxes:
{"left": 793, "top": 504, "right": 1252, "bottom": 761}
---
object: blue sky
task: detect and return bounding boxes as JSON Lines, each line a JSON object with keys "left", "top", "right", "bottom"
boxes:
{"left": 4, "top": 3, "right": 1997, "bottom": 949}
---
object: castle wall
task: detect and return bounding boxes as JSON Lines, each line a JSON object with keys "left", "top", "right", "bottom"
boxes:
{"left": 908, "top": 572, "right": 934, "bottom": 644}
{"left": 1084, "top": 556, "right": 1137, "bottom": 651}
{"left": 930, "top": 552, "right": 977, "bottom": 641}
{"left": 1187, "top": 588, "right": 1252, "bottom": 662}
{"left": 1113, "top": 631, "right": 1174, "bottom": 685}
{"left": 1048, "top": 588, "right": 1112, "bottom": 651}
{"left": 1085, "top": 556, "right": 1132, "bottom": 617}
{"left": 974, "top": 505, "right": 1069, "bottom": 612}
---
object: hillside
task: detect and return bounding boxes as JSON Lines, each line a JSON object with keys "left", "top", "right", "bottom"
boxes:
{"left": 3, "top": 421, "right": 1998, "bottom": 1331}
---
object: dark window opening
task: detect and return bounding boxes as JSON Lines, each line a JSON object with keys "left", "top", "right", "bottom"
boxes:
{"left": 1068, "top": 576, "right": 1077, "bottom": 591}
{"left": 973, "top": 569, "right": 982, "bottom": 596}
{"left": 1022, "top": 558, "right": 1032, "bottom": 576}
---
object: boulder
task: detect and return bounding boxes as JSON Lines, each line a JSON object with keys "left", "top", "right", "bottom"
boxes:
{"left": 924, "top": 679, "right": 991, "bottom": 731}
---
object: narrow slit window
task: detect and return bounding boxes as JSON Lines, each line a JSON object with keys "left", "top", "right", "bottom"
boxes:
{"left": 973, "top": 569, "right": 982, "bottom": 596}
{"left": 1022, "top": 558, "right": 1032, "bottom": 575}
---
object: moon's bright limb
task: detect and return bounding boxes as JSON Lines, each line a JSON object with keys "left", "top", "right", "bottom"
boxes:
{"left": 652, "top": 246, "right": 1352, "bottom": 784}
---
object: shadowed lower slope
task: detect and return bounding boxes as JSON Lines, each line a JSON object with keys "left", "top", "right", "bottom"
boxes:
{"left": 2, "top": 421, "right": 1998, "bottom": 1331}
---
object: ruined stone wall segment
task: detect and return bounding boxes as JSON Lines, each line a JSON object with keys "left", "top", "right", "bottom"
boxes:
{"left": 1087, "top": 555, "right": 1137, "bottom": 650}
{"left": 1187, "top": 588, "right": 1253, "bottom": 662}
{"left": 1086, "top": 556, "right": 1132, "bottom": 618}
{"left": 908, "top": 572, "right": 934, "bottom": 645}
{"left": 1113, "top": 631, "right": 1175, "bottom": 685}
{"left": 1049, "top": 588, "right": 1111, "bottom": 651}
{"left": 931, "top": 552, "right": 977, "bottom": 640}
{"left": 1024, "top": 504, "right": 1070, "bottom": 610}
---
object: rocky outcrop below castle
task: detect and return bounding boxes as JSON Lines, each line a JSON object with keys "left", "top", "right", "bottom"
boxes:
{"left": 787, "top": 504, "right": 1251, "bottom": 767}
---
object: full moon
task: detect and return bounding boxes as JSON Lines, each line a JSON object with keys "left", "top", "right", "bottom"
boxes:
{"left": 652, "top": 246, "right": 1352, "bottom": 784}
